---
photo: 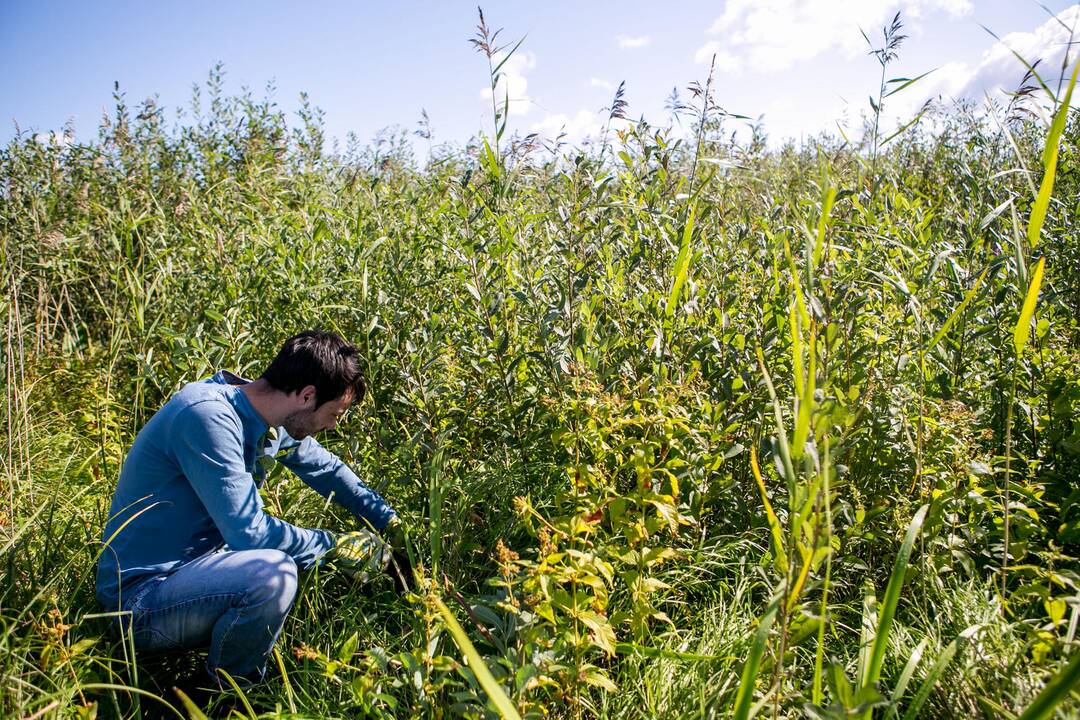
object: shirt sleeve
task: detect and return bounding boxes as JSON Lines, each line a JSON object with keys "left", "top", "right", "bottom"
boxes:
{"left": 172, "top": 401, "right": 334, "bottom": 569}
{"left": 274, "top": 431, "right": 397, "bottom": 531}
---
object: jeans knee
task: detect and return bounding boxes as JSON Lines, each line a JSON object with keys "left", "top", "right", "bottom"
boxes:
{"left": 242, "top": 550, "right": 298, "bottom": 619}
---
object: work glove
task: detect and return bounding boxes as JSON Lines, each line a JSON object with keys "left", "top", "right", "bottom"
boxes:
{"left": 327, "top": 529, "right": 390, "bottom": 583}
{"left": 383, "top": 516, "right": 415, "bottom": 594}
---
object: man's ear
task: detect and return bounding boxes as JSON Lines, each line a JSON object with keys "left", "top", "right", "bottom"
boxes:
{"left": 299, "top": 385, "right": 318, "bottom": 407}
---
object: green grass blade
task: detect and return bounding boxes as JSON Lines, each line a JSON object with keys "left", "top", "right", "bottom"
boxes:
{"left": 783, "top": 237, "right": 811, "bottom": 331}
{"left": 927, "top": 269, "right": 988, "bottom": 351}
{"left": 77, "top": 685, "right": 184, "bottom": 719}
{"left": 756, "top": 346, "right": 797, "bottom": 492}
{"left": 216, "top": 670, "right": 258, "bottom": 719}
{"left": 884, "top": 68, "right": 937, "bottom": 97}
{"left": 857, "top": 581, "right": 878, "bottom": 690}
{"left": 813, "top": 436, "right": 834, "bottom": 706}
{"left": 900, "top": 634, "right": 962, "bottom": 720}
{"left": 273, "top": 647, "right": 297, "bottom": 714}
{"left": 1011, "top": 205, "right": 1029, "bottom": 289}
{"left": 1027, "top": 57, "right": 1079, "bottom": 248}
{"left": 435, "top": 596, "right": 522, "bottom": 720}
{"left": 733, "top": 591, "right": 781, "bottom": 720}
{"left": 428, "top": 446, "right": 446, "bottom": 574}
{"left": 1017, "top": 651, "right": 1080, "bottom": 720}
{"left": 614, "top": 642, "right": 737, "bottom": 663}
{"left": 666, "top": 203, "right": 697, "bottom": 319}
{"left": 813, "top": 186, "right": 837, "bottom": 269}
{"left": 1013, "top": 256, "right": 1046, "bottom": 358}
{"left": 793, "top": 328, "right": 816, "bottom": 460}
{"left": 790, "top": 304, "right": 805, "bottom": 401}
{"left": 172, "top": 688, "right": 211, "bottom": 720}
{"left": 863, "top": 504, "right": 929, "bottom": 705}
{"left": 889, "top": 638, "right": 927, "bottom": 717}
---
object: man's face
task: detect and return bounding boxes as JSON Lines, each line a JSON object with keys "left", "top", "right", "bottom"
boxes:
{"left": 282, "top": 388, "right": 354, "bottom": 440}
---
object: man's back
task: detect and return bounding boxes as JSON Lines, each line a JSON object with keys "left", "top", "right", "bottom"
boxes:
{"left": 95, "top": 375, "right": 257, "bottom": 609}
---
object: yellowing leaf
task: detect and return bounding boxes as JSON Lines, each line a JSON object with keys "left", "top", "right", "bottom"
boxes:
{"left": 1027, "top": 57, "right": 1079, "bottom": 248}
{"left": 1014, "top": 256, "right": 1046, "bottom": 357}
{"left": 751, "top": 447, "right": 789, "bottom": 574}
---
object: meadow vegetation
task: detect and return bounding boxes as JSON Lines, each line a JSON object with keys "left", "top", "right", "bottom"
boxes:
{"left": 2, "top": 11, "right": 1080, "bottom": 719}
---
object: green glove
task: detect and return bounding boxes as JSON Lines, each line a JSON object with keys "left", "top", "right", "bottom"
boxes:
{"left": 327, "top": 529, "right": 390, "bottom": 583}
{"left": 385, "top": 515, "right": 407, "bottom": 551}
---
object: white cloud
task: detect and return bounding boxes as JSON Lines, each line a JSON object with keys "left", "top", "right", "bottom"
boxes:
{"left": 531, "top": 109, "right": 604, "bottom": 141}
{"left": 887, "top": 5, "right": 1080, "bottom": 123}
{"left": 590, "top": 77, "right": 614, "bottom": 90}
{"left": 530, "top": 110, "right": 634, "bottom": 143}
{"left": 760, "top": 97, "right": 856, "bottom": 144}
{"left": 694, "top": 42, "right": 744, "bottom": 72}
{"left": 617, "top": 34, "right": 652, "bottom": 49}
{"left": 34, "top": 130, "right": 72, "bottom": 148}
{"left": 695, "top": 0, "right": 973, "bottom": 71}
{"left": 480, "top": 51, "right": 536, "bottom": 116}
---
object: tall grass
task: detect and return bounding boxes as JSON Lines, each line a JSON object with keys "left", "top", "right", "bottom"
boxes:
{"left": 2, "top": 9, "right": 1079, "bottom": 719}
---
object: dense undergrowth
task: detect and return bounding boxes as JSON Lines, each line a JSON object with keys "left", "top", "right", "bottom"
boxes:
{"left": 2, "top": 15, "right": 1080, "bottom": 720}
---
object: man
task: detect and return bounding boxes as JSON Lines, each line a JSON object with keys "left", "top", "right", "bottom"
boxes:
{"left": 96, "top": 329, "right": 406, "bottom": 695}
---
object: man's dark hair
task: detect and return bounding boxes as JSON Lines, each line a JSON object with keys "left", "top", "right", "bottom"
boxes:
{"left": 260, "top": 330, "right": 366, "bottom": 407}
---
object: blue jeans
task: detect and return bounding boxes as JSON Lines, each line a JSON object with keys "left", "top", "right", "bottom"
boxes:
{"left": 124, "top": 549, "right": 299, "bottom": 685}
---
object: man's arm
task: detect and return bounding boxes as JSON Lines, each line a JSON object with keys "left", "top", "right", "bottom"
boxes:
{"left": 274, "top": 433, "right": 397, "bottom": 531}
{"left": 173, "top": 401, "right": 335, "bottom": 568}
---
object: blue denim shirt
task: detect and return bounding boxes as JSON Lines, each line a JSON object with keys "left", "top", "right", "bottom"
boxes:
{"left": 96, "top": 371, "right": 396, "bottom": 609}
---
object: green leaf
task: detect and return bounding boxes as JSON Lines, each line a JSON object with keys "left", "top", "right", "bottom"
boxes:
{"left": 1027, "top": 57, "right": 1079, "bottom": 248}
{"left": 1017, "top": 651, "right": 1080, "bottom": 720}
{"left": 435, "top": 596, "right": 522, "bottom": 720}
{"left": 614, "top": 642, "right": 736, "bottom": 662}
{"left": 828, "top": 660, "right": 854, "bottom": 707}
{"left": 900, "top": 631, "right": 967, "bottom": 720}
{"left": 861, "top": 505, "right": 929, "bottom": 718}
{"left": 1013, "top": 256, "right": 1046, "bottom": 357}
{"left": 491, "top": 36, "right": 527, "bottom": 76}
{"left": 338, "top": 630, "right": 360, "bottom": 663}
{"left": 881, "top": 106, "right": 930, "bottom": 147}
{"left": 666, "top": 203, "right": 697, "bottom": 319}
{"left": 927, "top": 269, "right": 988, "bottom": 351}
{"left": 813, "top": 186, "right": 837, "bottom": 269}
{"left": 979, "top": 196, "right": 1013, "bottom": 230}
{"left": 215, "top": 671, "right": 258, "bottom": 719}
{"left": 756, "top": 347, "right": 797, "bottom": 493}
{"left": 733, "top": 590, "right": 781, "bottom": 720}
{"left": 890, "top": 638, "right": 927, "bottom": 713}
{"left": 582, "top": 666, "right": 618, "bottom": 692}
{"left": 792, "top": 328, "right": 816, "bottom": 460}
{"left": 884, "top": 68, "right": 937, "bottom": 97}
{"left": 173, "top": 688, "right": 210, "bottom": 720}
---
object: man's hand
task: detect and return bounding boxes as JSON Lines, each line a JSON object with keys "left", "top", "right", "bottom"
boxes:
{"left": 327, "top": 530, "right": 390, "bottom": 583}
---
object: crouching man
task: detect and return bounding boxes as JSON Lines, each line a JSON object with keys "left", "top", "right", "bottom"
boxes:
{"left": 96, "top": 329, "right": 408, "bottom": 696}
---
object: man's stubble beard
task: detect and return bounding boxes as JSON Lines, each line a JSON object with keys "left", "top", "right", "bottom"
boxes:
{"left": 282, "top": 408, "right": 317, "bottom": 441}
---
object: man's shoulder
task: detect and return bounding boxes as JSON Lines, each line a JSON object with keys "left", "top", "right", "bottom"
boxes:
{"left": 167, "top": 379, "right": 241, "bottom": 423}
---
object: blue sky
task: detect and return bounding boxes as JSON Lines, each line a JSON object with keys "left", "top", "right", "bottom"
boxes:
{"left": 1, "top": 1, "right": 1077, "bottom": 151}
